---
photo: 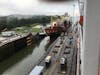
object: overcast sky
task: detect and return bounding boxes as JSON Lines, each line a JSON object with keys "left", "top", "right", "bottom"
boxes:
{"left": 0, "top": 0, "right": 79, "bottom": 16}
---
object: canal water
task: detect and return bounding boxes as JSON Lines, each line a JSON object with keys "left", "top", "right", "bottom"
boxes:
{"left": 0, "top": 36, "right": 51, "bottom": 75}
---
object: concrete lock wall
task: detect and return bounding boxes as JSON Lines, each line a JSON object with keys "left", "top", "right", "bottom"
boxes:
{"left": 0, "top": 34, "right": 35, "bottom": 61}
{"left": 0, "top": 42, "right": 15, "bottom": 61}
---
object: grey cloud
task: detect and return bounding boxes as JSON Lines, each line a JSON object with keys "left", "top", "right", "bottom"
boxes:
{"left": 0, "top": 0, "right": 79, "bottom": 16}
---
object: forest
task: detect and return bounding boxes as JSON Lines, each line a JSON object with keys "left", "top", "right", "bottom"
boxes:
{"left": 0, "top": 15, "right": 51, "bottom": 31}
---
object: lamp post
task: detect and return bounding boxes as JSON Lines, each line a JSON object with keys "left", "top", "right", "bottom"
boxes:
{"left": 73, "top": 4, "right": 75, "bottom": 24}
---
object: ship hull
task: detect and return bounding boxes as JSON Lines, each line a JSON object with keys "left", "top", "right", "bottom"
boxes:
{"left": 48, "top": 32, "right": 61, "bottom": 40}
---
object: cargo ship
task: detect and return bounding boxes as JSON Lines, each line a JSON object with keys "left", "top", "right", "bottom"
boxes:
{"left": 45, "top": 19, "right": 72, "bottom": 40}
